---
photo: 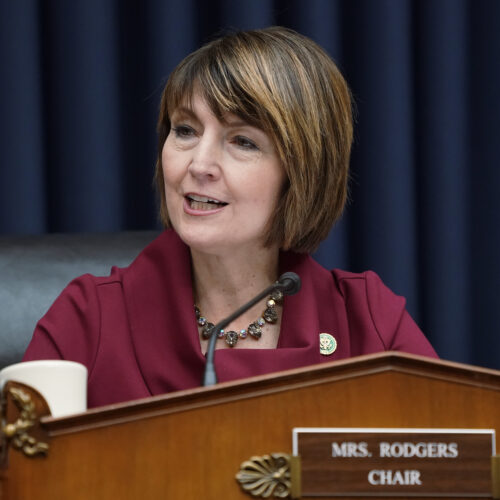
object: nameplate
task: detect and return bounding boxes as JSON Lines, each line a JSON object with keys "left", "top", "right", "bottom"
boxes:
{"left": 292, "top": 428, "right": 495, "bottom": 497}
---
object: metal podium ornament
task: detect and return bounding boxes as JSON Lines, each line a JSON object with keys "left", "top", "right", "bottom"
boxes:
{"left": 236, "top": 453, "right": 301, "bottom": 498}
{"left": 1, "top": 386, "right": 49, "bottom": 457}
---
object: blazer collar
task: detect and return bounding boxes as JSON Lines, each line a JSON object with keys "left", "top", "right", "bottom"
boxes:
{"left": 122, "top": 230, "right": 348, "bottom": 394}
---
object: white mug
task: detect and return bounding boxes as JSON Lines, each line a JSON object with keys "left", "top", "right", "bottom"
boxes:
{"left": 0, "top": 360, "right": 87, "bottom": 417}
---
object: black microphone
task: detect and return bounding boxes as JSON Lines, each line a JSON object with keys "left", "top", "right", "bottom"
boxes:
{"left": 275, "top": 271, "right": 301, "bottom": 295}
{"left": 202, "top": 272, "right": 301, "bottom": 387}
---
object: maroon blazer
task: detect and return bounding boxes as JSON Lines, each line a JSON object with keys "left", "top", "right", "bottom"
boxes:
{"left": 23, "top": 230, "right": 437, "bottom": 408}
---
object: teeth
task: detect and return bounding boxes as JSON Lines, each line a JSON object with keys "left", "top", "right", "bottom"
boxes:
{"left": 190, "top": 201, "right": 220, "bottom": 210}
{"left": 188, "top": 194, "right": 224, "bottom": 204}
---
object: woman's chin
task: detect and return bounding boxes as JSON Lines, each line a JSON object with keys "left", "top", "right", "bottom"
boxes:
{"left": 174, "top": 227, "right": 268, "bottom": 258}
{"left": 174, "top": 227, "right": 229, "bottom": 255}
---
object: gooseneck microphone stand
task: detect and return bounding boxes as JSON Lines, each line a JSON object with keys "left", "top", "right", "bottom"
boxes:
{"left": 202, "top": 272, "right": 301, "bottom": 386}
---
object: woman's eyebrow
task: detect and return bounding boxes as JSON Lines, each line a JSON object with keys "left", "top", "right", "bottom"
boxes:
{"left": 224, "top": 116, "right": 259, "bottom": 129}
{"left": 171, "top": 107, "right": 197, "bottom": 120}
{"left": 171, "top": 107, "right": 259, "bottom": 131}
{"left": 226, "top": 119, "right": 250, "bottom": 128}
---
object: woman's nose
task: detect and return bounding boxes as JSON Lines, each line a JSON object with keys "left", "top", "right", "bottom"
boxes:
{"left": 188, "top": 135, "right": 222, "bottom": 180}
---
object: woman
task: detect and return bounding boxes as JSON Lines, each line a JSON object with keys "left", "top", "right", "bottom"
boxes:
{"left": 23, "top": 27, "right": 437, "bottom": 408}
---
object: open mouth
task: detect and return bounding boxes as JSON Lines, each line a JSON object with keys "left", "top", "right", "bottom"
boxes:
{"left": 186, "top": 194, "right": 228, "bottom": 211}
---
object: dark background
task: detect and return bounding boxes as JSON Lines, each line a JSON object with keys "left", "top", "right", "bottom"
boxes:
{"left": 1, "top": 0, "right": 499, "bottom": 369}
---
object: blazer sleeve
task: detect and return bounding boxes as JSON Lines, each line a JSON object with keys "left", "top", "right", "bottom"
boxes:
{"left": 364, "top": 270, "right": 437, "bottom": 357}
{"left": 23, "top": 274, "right": 101, "bottom": 373}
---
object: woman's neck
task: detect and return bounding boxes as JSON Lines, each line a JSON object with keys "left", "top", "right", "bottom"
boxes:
{"left": 190, "top": 245, "right": 281, "bottom": 347}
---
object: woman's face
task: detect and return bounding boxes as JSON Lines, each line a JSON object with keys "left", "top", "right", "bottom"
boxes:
{"left": 162, "top": 92, "right": 285, "bottom": 255}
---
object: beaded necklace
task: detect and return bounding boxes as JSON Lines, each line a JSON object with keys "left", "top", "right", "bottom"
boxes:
{"left": 195, "top": 288, "right": 283, "bottom": 347}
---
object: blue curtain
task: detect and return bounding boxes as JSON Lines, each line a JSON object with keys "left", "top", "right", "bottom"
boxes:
{"left": 1, "top": 0, "right": 499, "bottom": 369}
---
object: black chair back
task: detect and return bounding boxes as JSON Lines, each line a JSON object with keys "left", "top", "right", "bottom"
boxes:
{"left": 0, "top": 231, "right": 159, "bottom": 369}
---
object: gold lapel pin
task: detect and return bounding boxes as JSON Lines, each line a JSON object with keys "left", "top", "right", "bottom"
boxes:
{"left": 319, "top": 333, "right": 337, "bottom": 356}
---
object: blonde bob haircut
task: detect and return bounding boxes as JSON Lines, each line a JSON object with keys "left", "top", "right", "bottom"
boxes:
{"left": 155, "top": 26, "right": 353, "bottom": 253}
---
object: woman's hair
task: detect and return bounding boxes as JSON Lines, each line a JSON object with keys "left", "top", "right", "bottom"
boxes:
{"left": 155, "top": 26, "right": 353, "bottom": 253}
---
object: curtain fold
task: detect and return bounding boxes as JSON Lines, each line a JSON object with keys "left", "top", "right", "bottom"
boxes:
{"left": 42, "top": 1, "right": 124, "bottom": 231}
{"left": 468, "top": 0, "right": 500, "bottom": 369}
{"left": 0, "top": 1, "right": 46, "bottom": 232}
{"left": 343, "top": 0, "right": 420, "bottom": 317}
{"left": 414, "top": 0, "right": 470, "bottom": 362}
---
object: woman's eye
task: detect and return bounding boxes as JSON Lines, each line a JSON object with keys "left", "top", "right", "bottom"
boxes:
{"left": 171, "top": 125, "right": 195, "bottom": 138}
{"left": 233, "top": 136, "right": 258, "bottom": 150}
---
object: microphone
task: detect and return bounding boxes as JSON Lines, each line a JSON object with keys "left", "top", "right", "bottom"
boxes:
{"left": 275, "top": 271, "right": 301, "bottom": 295}
{"left": 202, "top": 272, "right": 301, "bottom": 387}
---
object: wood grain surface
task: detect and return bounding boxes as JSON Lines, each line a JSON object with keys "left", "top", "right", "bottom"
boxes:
{"left": 1, "top": 352, "right": 499, "bottom": 500}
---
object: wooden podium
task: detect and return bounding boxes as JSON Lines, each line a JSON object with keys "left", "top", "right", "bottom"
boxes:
{"left": 1, "top": 352, "right": 499, "bottom": 499}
